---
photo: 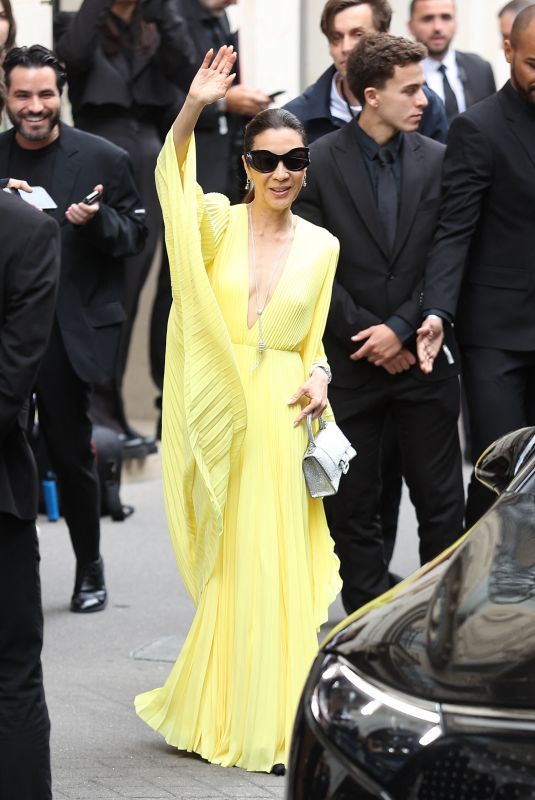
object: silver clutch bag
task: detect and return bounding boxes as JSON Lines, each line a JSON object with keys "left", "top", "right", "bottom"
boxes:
{"left": 303, "top": 414, "right": 357, "bottom": 498}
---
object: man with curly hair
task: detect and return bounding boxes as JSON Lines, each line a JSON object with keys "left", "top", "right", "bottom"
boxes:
{"left": 294, "top": 33, "right": 464, "bottom": 613}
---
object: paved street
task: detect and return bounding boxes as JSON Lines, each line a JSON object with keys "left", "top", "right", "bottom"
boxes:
{"left": 39, "top": 448, "right": 423, "bottom": 799}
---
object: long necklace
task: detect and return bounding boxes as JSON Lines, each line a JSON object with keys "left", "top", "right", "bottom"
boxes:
{"left": 248, "top": 203, "right": 293, "bottom": 370}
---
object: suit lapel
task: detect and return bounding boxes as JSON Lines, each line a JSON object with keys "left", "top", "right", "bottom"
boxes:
{"left": 456, "top": 52, "right": 474, "bottom": 108}
{"left": 52, "top": 124, "right": 81, "bottom": 219}
{"left": 0, "top": 129, "right": 14, "bottom": 178}
{"left": 332, "top": 122, "right": 390, "bottom": 259}
{"left": 500, "top": 83, "right": 535, "bottom": 171}
{"left": 390, "top": 134, "right": 424, "bottom": 263}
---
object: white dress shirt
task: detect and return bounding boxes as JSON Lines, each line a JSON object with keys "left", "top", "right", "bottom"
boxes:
{"left": 422, "top": 48, "right": 466, "bottom": 114}
{"left": 330, "top": 73, "right": 361, "bottom": 123}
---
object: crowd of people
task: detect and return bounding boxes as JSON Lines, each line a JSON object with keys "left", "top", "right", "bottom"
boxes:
{"left": 1, "top": 0, "right": 535, "bottom": 794}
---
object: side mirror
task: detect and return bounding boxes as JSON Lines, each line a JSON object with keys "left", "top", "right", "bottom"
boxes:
{"left": 475, "top": 427, "right": 535, "bottom": 495}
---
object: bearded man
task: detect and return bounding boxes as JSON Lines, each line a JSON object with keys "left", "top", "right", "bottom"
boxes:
{"left": 0, "top": 45, "right": 146, "bottom": 612}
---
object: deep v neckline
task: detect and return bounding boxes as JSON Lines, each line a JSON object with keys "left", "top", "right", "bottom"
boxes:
{"left": 245, "top": 210, "right": 298, "bottom": 332}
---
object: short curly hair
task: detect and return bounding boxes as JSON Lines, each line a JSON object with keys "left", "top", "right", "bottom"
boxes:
{"left": 347, "top": 32, "right": 427, "bottom": 105}
{"left": 320, "top": 0, "right": 392, "bottom": 38}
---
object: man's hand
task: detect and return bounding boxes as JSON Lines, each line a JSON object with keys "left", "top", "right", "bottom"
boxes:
{"left": 350, "top": 324, "right": 403, "bottom": 365}
{"left": 7, "top": 178, "right": 33, "bottom": 193}
{"left": 381, "top": 348, "right": 416, "bottom": 375}
{"left": 225, "top": 85, "right": 272, "bottom": 116}
{"left": 416, "top": 316, "right": 444, "bottom": 374}
{"left": 65, "top": 184, "right": 104, "bottom": 226}
{"left": 287, "top": 368, "right": 329, "bottom": 427}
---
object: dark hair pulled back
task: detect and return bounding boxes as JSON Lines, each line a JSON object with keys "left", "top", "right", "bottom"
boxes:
{"left": 242, "top": 108, "right": 307, "bottom": 202}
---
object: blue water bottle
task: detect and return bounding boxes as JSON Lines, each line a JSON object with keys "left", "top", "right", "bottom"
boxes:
{"left": 42, "top": 472, "right": 60, "bottom": 522}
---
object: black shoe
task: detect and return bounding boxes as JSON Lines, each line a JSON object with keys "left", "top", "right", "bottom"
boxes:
{"left": 271, "top": 763, "right": 286, "bottom": 776}
{"left": 70, "top": 556, "right": 108, "bottom": 613}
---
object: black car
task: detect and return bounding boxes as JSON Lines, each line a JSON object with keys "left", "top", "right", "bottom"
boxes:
{"left": 286, "top": 428, "right": 535, "bottom": 800}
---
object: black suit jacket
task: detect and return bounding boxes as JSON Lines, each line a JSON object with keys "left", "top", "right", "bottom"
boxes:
{"left": 423, "top": 81, "right": 535, "bottom": 351}
{"left": 0, "top": 192, "right": 60, "bottom": 519}
{"left": 456, "top": 51, "right": 496, "bottom": 108}
{"left": 294, "top": 120, "right": 458, "bottom": 389}
{"left": 0, "top": 123, "right": 147, "bottom": 384}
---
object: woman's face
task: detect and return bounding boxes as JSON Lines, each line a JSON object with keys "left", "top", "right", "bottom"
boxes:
{"left": 0, "top": 2, "right": 10, "bottom": 52}
{"left": 244, "top": 127, "right": 307, "bottom": 213}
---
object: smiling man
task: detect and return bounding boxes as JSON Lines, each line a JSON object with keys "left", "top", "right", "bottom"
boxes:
{"left": 0, "top": 45, "right": 146, "bottom": 613}
{"left": 294, "top": 33, "right": 464, "bottom": 613}
{"left": 408, "top": 0, "right": 496, "bottom": 123}
{"left": 417, "top": 6, "right": 535, "bottom": 528}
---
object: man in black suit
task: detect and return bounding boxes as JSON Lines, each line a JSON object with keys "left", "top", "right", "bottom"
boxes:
{"left": 0, "top": 188, "right": 59, "bottom": 799}
{"left": 286, "top": 0, "right": 451, "bottom": 576}
{"left": 417, "top": 6, "right": 535, "bottom": 527}
{"left": 408, "top": 0, "right": 496, "bottom": 123}
{"left": 0, "top": 45, "right": 146, "bottom": 612}
{"left": 294, "top": 32, "right": 464, "bottom": 613}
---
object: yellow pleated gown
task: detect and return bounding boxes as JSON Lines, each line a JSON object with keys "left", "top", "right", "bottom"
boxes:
{"left": 135, "top": 132, "right": 342, "bottom": 772}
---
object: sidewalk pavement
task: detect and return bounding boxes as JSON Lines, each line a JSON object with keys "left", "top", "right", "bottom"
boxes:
{"left": 39, "top": 448, "right": 423, "bottom": 800}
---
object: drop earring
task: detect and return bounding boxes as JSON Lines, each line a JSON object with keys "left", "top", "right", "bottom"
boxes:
{"left": 303, "top": 174, "right": 307, "bottom": 188}
{"left": 245, "top": 177, "right": 253, "bottom": 191}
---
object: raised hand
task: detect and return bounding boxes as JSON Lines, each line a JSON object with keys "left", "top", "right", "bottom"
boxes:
{"left": 189, "top": 46, "right": 237, "bottom": 108}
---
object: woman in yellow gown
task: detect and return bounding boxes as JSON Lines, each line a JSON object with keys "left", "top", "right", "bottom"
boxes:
{"left": 135, "top": 46, "right": 341, "bottom": 774}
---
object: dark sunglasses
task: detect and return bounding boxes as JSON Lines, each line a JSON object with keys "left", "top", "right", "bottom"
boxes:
{"left": 245, "top": 147, "right": 310, "bottom": 173}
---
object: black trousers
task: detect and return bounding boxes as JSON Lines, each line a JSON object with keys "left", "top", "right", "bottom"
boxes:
{"left": 326, "top": 371, "right": 465, "bottom": 614}
{"left": 77, "top": 114, "right": 163, "bottom": 433}
{"left": 36, "top": 322, "right": 100, "bottom": 565}
{"left": 462, "top": 346, "right": 535, "bottom": 527}
{"left": 379, "top": 416, "right": 403, "bottom": 566}
{"left": 0, "top": 514, "right": 51, "bottom": 800}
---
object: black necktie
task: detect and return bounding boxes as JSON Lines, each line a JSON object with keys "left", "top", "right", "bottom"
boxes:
{"left": 376, "top": 147, "right": 398, "bottom": 252}
{"left": 438, "top": 64, "right": 459, "bottom": 123}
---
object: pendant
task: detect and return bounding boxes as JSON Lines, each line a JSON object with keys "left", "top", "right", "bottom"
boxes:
{"left": 251, "top": 311, "right": 266, "bottom": 372}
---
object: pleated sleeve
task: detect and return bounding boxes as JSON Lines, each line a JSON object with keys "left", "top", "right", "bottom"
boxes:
{"left": 156, "top": 130, "right": 247, "bottom": 605}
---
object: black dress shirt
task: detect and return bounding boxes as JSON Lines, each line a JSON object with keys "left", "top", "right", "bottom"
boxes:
{"left": 353, "top": 121, "right": 413, "bottom": 342}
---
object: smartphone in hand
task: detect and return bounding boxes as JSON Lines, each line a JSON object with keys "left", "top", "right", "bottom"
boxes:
{"left": 81, "top": 189, "right": 103, "bottom": 204}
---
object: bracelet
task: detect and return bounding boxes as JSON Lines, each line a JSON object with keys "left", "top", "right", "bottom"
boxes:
{"left": 310, "top": 362, "right": 332, "bottom": 383}
{"left": 425, "top": 314, "right": 442, "bottom": 322}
